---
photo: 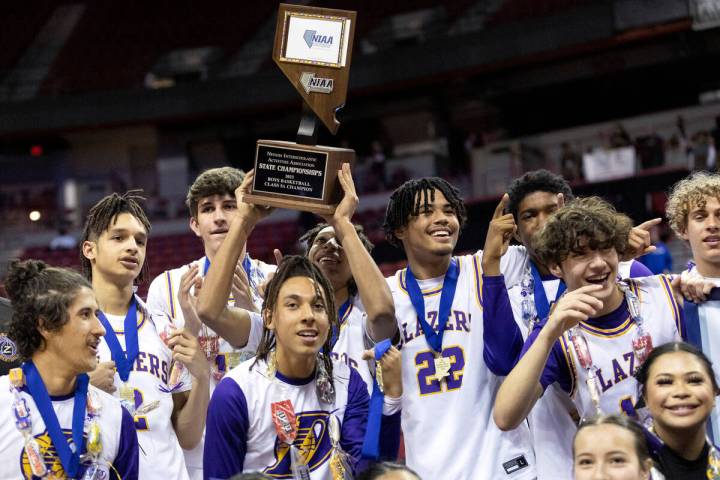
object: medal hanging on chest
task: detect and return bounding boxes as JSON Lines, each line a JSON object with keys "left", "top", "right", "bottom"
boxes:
{"left": 708, "top": 444, "right": 720, "bottom": 480}
{"left": 9, "top": 368, "right": 47, "bottom": 477}
{"left": 271, "top": 399, "right": 310, "bottom": 480}
{"left": 315, "top": 354, "right": 335, "bottom": 404}
{"left": 328, "top": 415, "right": 352, "bottom": 480}
{"left": 159, "top": 322, "right": 186, "bottom": 392}
{"left": 80, "top": 391, "right": 104, "bottom": 480}
{"left": 520, "top": 272, "right": 538, "bottom": 330}
{"left": 566, "top": 283, "right": 655, "bottom": 417}
{"left": 567, "top": 327, "right": 603, "bottom": 416}
{"left": 621, "top": 284, "right": 654, "bottom": 364}
{"left": 405, "top": 259, "right": 459, "bottom": 385}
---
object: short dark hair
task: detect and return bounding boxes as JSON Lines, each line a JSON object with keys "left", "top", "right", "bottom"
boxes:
{"left": 507, "top": 169, "right": 574, "bottom": 221}
{"left": 186, "top": 167, "right": 245, "bottom": 219}
{"left": 80, "top": 191, "right": 151, "bottom": 282}
{"left": 533, "top": 196, "right": 632, "bottom": 267}
{"left": 574, "top": 414, "right": 651, "bottom": 467}
{"left": 255, "top": 255, "right": 338, "bottom": 380}
{"left": 5, "top": 259, "right": 92, "bottom": 359}
{"left": 383, "top": 177, "right": 467, "bottom": 248}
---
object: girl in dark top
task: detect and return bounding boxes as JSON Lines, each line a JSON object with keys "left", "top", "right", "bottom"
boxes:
{"left": 635, "top": 341, "right": 720, "bottom": 479}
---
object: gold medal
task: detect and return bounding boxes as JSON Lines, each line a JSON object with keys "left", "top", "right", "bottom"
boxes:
{"left": 119, "top": 383, "right": 134, "bottom": 402}
{"left": 375, "top": 361, "right": 384, "bottom": 393}
{"left": 434, "top": 355, "right": 451, "bottom": 382}
{"left": 8, "top": 368, "right": 24, "bottom": 388}
{"left": 87, "top": 421, "right": 103, "bottom": 457}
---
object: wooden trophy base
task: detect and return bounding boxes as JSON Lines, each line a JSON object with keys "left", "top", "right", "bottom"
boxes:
{"left": 243, "top": 139, "right": 355, "bottom": 215}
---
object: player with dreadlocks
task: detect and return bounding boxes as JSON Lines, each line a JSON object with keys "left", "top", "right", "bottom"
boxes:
{"left": 82, "top": 191, "right": 210, "bottom": 480}
{"left": 198, "top": 167, "right": 401, "bottom": 479}
{"left": 383, "top": 177, "right": 536, "bottom": 480}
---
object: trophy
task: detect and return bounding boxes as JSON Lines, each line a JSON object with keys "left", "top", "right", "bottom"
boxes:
{"left": 242, "top": 3, "right": 357, "bottom": 215}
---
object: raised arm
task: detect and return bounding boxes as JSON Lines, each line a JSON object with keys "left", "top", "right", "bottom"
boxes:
{"left": 196, "top": 170, "right": 272, "bottom": 347}
{"left": 323, "top": 163, "right": 396, "bottom": 341}
{"left": 493, "top": 284, "right": 603, "bottom": 430}
{"left": 480, "top": 194, "right": 524, "bottom": 375}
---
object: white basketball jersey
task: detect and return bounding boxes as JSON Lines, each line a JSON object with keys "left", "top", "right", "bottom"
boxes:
{"left": 147, "top": 255, "right": 269, "bottom": 478}
{"left": 388, "top": 253, "right": 536, "bottom": 480}
{"left": 0, "top": 376, "right": 127, "bottom": 479}
{"left": 330, "top": 296, "right": 376, "bottom": 394}
{"left": 509, "top": 282, "right": 577, "bottom": 480}
{"left": 96, "top": 295, "right": 192, "bottom": 480}
{"left": 560, "top": 275, "right": 682, "bottom": 418}
{"left": 207, "top": 357, "right": 365, "bottom": 479}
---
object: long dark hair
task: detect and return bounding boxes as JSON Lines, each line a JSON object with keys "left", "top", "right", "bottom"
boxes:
{"left": 5, "top": 259, "right": 92, "bottom": 359}
{"left": 254, "top": 256, "right": 338, "bottom": 379}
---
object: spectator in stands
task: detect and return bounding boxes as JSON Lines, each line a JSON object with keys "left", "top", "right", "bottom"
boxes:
{"left": 49, "top": 226, "right": 76, "bottom": 250}
{"left": 638, "top": 224, "right": 673, "bottom": 274}
{"left": 146, "top": 166, "right": 274, "bottom": 480}
{"left": 689, "top": 131, "right": 717, "bottom": 171}
{"left": 610, "top": 123, "right": 633, "bottom": 148}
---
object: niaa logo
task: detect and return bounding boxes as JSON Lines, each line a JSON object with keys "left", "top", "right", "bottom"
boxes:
{"left": 20, "top": 429, "right": 108, "bottom": 479}
{"left": 265, "top": 410, "right": 332, "bottom": 478}
{"left": 303, "top": 30, "right": 334, "bottom": 49}
{"left": 0, "top": 333, "right": 19, "bottom": 362}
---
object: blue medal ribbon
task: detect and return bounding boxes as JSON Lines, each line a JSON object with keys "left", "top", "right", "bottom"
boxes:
{"left": 530, "top": 261, "right": 566, "bottom": 322}
{"left": 361, "top": 338, "right": 392, "bottom": 460}
{"left": 23, "top": 361, "right": 88, "bottom": 478}
{"left": 329, "top": 299, "right": 352, "bottom": 349}
{"left": 97, "top": 296, "right": 139, "bottom": 382}
{"left": 405, "top": 259, "right": 459, "bottom": 353}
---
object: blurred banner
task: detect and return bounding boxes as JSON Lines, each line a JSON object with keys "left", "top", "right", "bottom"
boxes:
{"left": 691, "top": 0, "right": 720, "bottom": 30}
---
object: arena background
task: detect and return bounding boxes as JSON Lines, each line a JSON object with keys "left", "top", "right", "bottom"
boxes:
{"left": 1, "top": 0, "right": 720, "bottom": 353}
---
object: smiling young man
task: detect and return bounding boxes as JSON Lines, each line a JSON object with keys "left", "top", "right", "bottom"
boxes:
{"left": 667, "top": 171, "right": 720, "bottom": 284}
{"left": 146, "top": 167, "right": 274, "bottom": 478}
{"left": 493, "top": 197, "right": 689, "bottom": 442}
{"left": 82, "top": 192, "right": 210, "bottom": 480}
{"left": 0, "top": 260, "right": 138, "bottom": 479}
{"left": 382, "top": 177, "right": 536, "bottom": 480}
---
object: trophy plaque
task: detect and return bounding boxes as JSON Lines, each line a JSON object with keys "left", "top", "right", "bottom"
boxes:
{"left": 242, "top": 3, "right": 357, "bottom": 215}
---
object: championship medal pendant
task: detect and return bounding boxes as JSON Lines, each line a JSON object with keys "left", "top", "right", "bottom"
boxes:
{"left": 81, "top": 463, "right": 103, "bottom": 480}
{"left": 289, "top": 444, "right": 311, "bottom": 480}
{"left": 134, "top": 400, "right": 160, "bottom": 416}
{"left": 226, "top": 352, "right": 242, "bottom": 370}
{"left": 271, "top": 400, "right": 298, "bottom": 444}
{"left": 8, "top": 367, "right": 24, "bottom": 389}
{"left": 707, "top": 445, "right": 720, "bottom": 479}
{"left": 632, "top": 332, "right": 654, "bottom": 365}
{"left": 24, "top": 436, "right": 47, "bottom": 477}
{"left": 375, "top": 361, "right": 384, "bottom": 394}
{"left": 328, "top": 415, "right": 351, "bottom": 480}
{"left": 433, "top": 354, "right": 451, "bottom": 382}
{"left": 199, "top": 334, "right": 219, "bottom": 362}
{"left": 119, "top": 383, "right": 135, "bottom": 414}
{"left": 586, "top": 368, "right": 602, "bottom": 416}
{"left": 571, "top": 330, "right": 593, "bottom": 370}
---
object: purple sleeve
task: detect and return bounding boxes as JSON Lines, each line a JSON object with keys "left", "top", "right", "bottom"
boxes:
{"left": 521, "top": 323, "right": 573, "bottom": 393}
{"left": 379, "top": 411, "right": 401, "bottom": 461}
{"left": 629, "top": 260, "right": 652, "bottom": 278}
{"left": 481, "top": 274, "right": 524, "bottom": 375}
{"left": 341, "top": 368, "right": 370, "bottom": 473}
{"left": 204, "top": 378, "right": 249, "bottom": 479}
{"left": 111, "top": 406, "right": 139, "bottom": 480}
{"left": 678, "top": 304, "right": 687, "bottom": 341}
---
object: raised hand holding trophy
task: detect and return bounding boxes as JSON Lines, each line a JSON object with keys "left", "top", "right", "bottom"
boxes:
{"left": 242, "top": 3, "right": 357, "bottom": 214}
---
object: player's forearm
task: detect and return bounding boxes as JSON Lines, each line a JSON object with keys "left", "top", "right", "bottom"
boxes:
{"left": 203, "top": 307, "right": 252, "bottom": 348}
{"left": 493, "top": 329, "right": 554, "bottom": 430}
{"left": 335, "top": 220, "right": 396, "bottom": 340}
{"left": 173, "top": 375, "right": 210, "bottom": 450}
{"left": 197, "top": 216, "right": 252, "bottom": 322}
